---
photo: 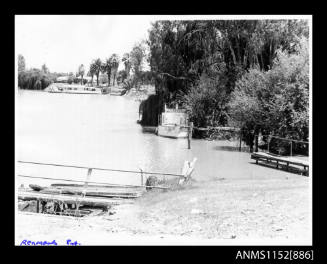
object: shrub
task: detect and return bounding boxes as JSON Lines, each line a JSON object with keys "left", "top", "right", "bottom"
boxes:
{"left": 180, "top": 74, "right": 229, "bottom": 128}
{"left": 18, "top": 69, "right": 55, "bottom": 90}
{"left": 229, "top": 38, "right": 309, "bottom": 152}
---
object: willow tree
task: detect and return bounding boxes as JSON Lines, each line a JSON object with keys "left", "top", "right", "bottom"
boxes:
{"left": 147, "top": 19, "right": 309, "bottom": 128}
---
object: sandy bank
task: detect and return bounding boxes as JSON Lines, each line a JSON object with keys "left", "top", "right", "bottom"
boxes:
{"left": 15, "top": 169, "right": 311, "bottom": 245}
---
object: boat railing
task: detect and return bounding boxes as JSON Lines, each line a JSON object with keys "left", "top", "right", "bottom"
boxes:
{"left": 17, "top": 160, "right": 187, "bottom": 190}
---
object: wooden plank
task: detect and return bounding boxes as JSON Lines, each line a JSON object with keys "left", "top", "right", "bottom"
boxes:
{"left": 25, "top": 187, "right": 142, "bottom": 198}
{"left": 18, "top": 191, "right": 130, "bottom": 207}
{"left": 179, "top": 158, "right": 197, "bottom": 184}
{"left": 251, "top": 153, "right": 309, "bottom": 174}
{"left": 251, "top": 152, "right": 309, "bottom": 167}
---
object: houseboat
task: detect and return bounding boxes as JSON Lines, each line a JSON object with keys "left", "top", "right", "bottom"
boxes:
{"left": 157, "top": 104, "right": 189, "bottom": 138}
{"left": 46, "top": 84, "right": 103, "bottom": 94}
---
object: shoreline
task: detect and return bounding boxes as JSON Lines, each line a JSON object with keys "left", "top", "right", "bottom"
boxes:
{"left": 16, "top": 170, "right": 310, "bottom": 245}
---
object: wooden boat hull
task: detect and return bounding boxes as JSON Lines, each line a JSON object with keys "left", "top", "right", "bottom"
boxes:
{"left": 157, "top": 125, "right": 188, "bottom": 138}
{"left": 142, "top": 126, "right": 158, "bottom": 133}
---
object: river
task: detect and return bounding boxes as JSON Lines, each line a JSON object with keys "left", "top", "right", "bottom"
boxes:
{"left": 16, "top": 90, "right": 254, "bottom": 187}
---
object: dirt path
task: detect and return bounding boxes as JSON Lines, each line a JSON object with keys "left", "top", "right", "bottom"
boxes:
{"left": 15, "top": 170, "right": 311, "bottom": 245}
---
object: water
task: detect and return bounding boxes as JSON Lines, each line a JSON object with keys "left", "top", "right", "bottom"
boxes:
{"left": 16, "top": 90, "right": 257, "bottom": 188}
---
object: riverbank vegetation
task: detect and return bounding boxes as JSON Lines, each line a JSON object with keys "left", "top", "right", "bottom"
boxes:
{"left": 17, "top": 19, "right": 309, "bottom": 150}
{"left": 18, "top": 55, "right": 86, "bottom": 89}
{"left": 142, "top": 19, "right": 309, "bottom": 149}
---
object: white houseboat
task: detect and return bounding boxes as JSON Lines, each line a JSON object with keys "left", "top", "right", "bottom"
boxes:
{"left": 45, "top": 84, "right": 103, "bottom": 94}
{"left": 157, "top": 104, "right": 189, "bottom": 138}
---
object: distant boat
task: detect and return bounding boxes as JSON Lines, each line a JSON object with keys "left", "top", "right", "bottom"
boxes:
{"left": 157, "top": 104, "right": 189, "bottom": 138}
{"left": 46, "top": 84, "right": 103, "bottom": 94}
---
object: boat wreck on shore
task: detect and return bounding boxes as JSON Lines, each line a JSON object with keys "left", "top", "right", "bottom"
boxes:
{"left": 17, "top": 158, "right": 197, "bottom": 218}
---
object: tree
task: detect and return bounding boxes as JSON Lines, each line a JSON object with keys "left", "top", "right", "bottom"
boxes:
{"left": 122, "top": 53, "right": 131, "bottom": 78}
{"left": 18, "top": 54, "right": 26, "bottom": 72}
{"left": 148, "top": 20, "right": 309, "bottom": 98}
{"left": 118, "top": 70, "right": 127, "bottom": 83}
{"left": 130, "top": 42, "right": 146, "bottom": 89}
{"left": 92, "top": 59, "right": 102, "bottom": 86}
{"left": 103, "top": 58, "right": 113, "bottom": 87}
{"left": 78, "top": 64, "right": 85, "bottom": 85}
{"left": 110, "top": 54, "right": 120, "bottom": 86}
{"left": 18, "top": 69, "right": 55, "bottom": 90}
{"left": 229, "top": 38, "right": 309, "bottom": 153}
{"left": 41, "top": 64, "right": 49, "bottom": 74}
{"left": 89, "top": 63, "right": 97, "bottom": 86}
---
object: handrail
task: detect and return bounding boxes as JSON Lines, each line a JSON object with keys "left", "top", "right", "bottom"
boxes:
{"left": 259, "top": 135, "right": 309, "bottom": 144}
{"left": 17, "top": 160, "right": 185, "bottom": 178}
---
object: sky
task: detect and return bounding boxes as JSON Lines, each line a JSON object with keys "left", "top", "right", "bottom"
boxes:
{"left": 15, "top": 15, "right": 155, "bottom": 73}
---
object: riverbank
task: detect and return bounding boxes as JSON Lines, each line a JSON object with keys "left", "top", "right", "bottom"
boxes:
{"left": 15, "top": 166, "right": 310, "bottom": 245}
{"left": 16, "top": 91, "right": 311, "bottom": 245}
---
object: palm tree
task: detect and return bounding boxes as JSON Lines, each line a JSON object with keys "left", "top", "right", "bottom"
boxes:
{"left": 78, "top": 64, "right": 85, "bottom": 85}
{"left": 103, "top": 58, "right": 113, "bottom": 87}
{"left": 110, "top": 54, "right": 120, "bottom": 86}
{"left": 122, "top": 53, "right": 131, "bottom": 78}
{"left": 93, "top": 59, "right": 102, "bottom": 86}
{"left": 89, "top": 63, "right": 96, "bottom": 86}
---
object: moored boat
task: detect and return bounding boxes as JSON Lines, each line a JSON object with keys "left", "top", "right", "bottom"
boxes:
{"left": 157, "top": 104, "right": 189, "bottom": 139}
{"left": 46, "top": 83, "right": 103, "bottom": 94}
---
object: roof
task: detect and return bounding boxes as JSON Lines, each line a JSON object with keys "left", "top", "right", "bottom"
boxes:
{"left": 56, "top": 76, "right": 69, "bottom": 81}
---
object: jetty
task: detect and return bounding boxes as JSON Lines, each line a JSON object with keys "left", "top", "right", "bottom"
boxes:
{"left": 251, "top": 151, "right": 309, "bottom": 175}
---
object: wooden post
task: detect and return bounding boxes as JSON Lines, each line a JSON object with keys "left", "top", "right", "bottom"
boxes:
{"left": 79, "top": 168, "right": 92, "bottom": 208}
{"left": 84, "top": 168, "right": 92, "bottom": 191}
{"left": 267, "top": 136, "right": 270, "bottom": 153}
{"left": 290, "top": 141, "right": 293, "bottom": 156}
{"left": 188, "top": 122, "right": 193, "bottom": 149}
{"left": 140, "top": 169, "right": 144, "bottom": 186}
{"left": 36, "top": 199, "right": 39, "bottom": 213}
{"left": 239, "top": 131, "right": 242, "bottom": 152}
{"left": 255, "top": 135, "right": 258, "bottom": 152}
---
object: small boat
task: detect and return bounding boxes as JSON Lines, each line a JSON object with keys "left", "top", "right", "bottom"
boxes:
{"left": 157, "top": 104, "right": 189, "bottom": 139}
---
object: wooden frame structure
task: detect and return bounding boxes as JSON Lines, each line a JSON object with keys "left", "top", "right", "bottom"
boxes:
{"left": 17, "top": 159, "right": 197, "bottom": 214}
{"left": 251, "top": 152, "right": 309, "bottom": 175}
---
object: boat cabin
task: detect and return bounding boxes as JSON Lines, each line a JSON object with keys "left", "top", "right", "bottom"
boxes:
{"left": 159, "top": 104, "right": 188, "bottom": 126}
{"left": 157, "top": 104, "right": 189, "bottom": 138}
